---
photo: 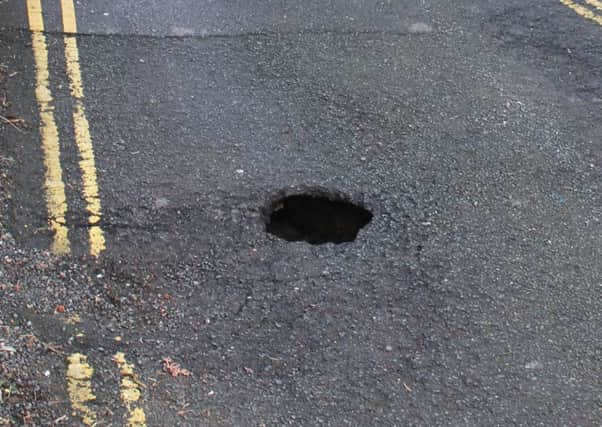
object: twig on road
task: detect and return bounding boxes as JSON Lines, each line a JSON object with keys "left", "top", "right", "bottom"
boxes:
{"left": 0, "top": 114, "right": 25, "bottom": 133}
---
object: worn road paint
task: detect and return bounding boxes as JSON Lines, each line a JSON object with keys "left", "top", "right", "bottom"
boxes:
{"left": 61, "top": 0, "right": 106, "bottom": 256}
{"left": 560, "top": 0, "right": 602, "bottom": 25}
{"left": 113, "top": 352, "right": 147, "bottom": 427}
{"left": 64, "top": 313, "right": 81, "bottom": 324}
{"left": 66, "top": 353, "right": 97, "bottom": 426}
{"left": 584, "top": 0, "right": 602, "bottom": 11}
{"left": 26, "top": 0, "right": 71, "bottom": 255}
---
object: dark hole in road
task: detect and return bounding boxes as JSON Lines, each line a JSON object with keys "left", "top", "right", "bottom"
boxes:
{"left": 265, "top": 193, "right": 373, "bottom": 244}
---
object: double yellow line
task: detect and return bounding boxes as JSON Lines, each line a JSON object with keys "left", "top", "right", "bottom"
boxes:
{"left": 26, "top": 0, "right": 105, "bottom": 256}
{"left": 67, "top": 352, "right": 147, "bottom": 426}
{"left": 561, "top": 0, "right": 602, "bottom": 26}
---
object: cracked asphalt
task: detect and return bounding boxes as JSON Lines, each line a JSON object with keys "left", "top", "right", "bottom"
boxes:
{"left": 0, "top": 0, "right": 601, "bottom": 425}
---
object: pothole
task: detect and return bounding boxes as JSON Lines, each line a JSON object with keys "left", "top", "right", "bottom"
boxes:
{"left": 265, "top": 192, "right": 373, "bottom": 244}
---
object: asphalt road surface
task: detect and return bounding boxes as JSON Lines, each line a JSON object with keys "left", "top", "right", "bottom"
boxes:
{"left": 0, "top": 0, "right": 601, "bottom": 425}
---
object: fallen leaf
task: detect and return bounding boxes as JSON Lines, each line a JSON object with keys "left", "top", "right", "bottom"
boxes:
{"left": 161, "top": 357, "right": 191, "bottom": 377}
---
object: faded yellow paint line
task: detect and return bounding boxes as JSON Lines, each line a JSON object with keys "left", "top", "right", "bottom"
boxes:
{"left": 113, "top": 352, "right": 147, "bottom": 427}
{"left": 61, "top": 0, "right": 106, "bottom": 256}
{"left": 560, "top": 0, "right": 602, "bottom": 25}
{"left": 584, "top": 0, "right": 602, "bottom": 11}
{"left": 26, "top": 0, "right": 70, "bottom": 255}
{"left": 66, "top": 353, "right": 97, "bottom": 426}
{"left": 64, "top": 313, "right": 81, "bottom": 324}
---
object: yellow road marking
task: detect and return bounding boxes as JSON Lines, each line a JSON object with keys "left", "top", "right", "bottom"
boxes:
{"left": 26, "top": 0, "right": 70, "bottom": 255}
{"left": 64, "top": 313, "right": 81, "bottom": 324}
{"left": 113, "top": 352, "right": 147, "bottom": 427}
{"left": 560, "top": 0, "right": 602, "bottom": 25}
{"left": 61, "top": 0, "right": 106, "bottom": 256}
{"left": 25, "top": 0, "right": 44, "bottom": 31}
{"left": 66, "top": 353, "right": 97, "bottom": 426}
{"left": 584, "top": 0, "right": 602, "bottom": 11}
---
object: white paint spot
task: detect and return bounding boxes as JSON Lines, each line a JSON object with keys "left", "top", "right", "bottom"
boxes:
{"left": 408, "top": 22, "right": 433, "bottom": 34}
{"left": 171, "top": 26, "right": 196, "bottom": 37}
{"left": 525, "top": 361, "right": 542, "bottom": 370}
{"left": 155, "top": 198, "right": 169, "bottom": 209}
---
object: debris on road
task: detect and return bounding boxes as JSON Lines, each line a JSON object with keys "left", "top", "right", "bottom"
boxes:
{"left": 0, "top": 114, "right": 26, "bottom": 133}
{"left": 161, "top": 358, "right": 191, "bottom": 377}
{"left": 0, "top": 343, "right": 16, "bottom": 354}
